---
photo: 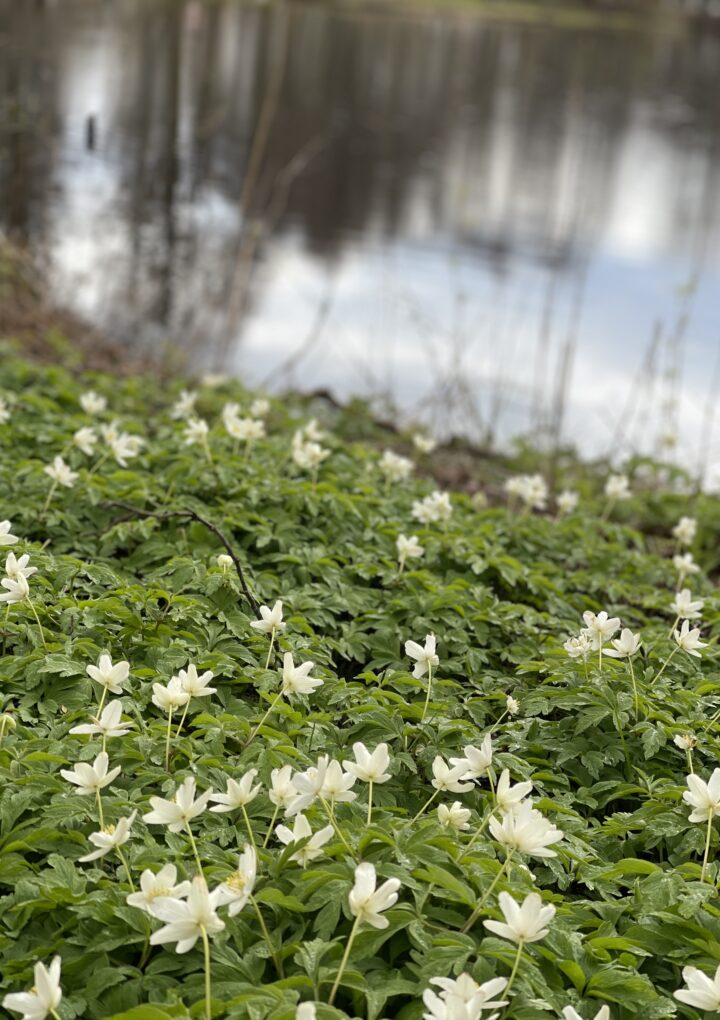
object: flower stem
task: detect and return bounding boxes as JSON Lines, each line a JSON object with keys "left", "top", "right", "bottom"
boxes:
{"left": 42, "top": 480, "right": 57, "bottom": 514}
{"left": 246, "top": 689, "right": 283, "bottom": 747}
{"left": 462, "top": 852, "right": 513, "bottom": 933}
{"left": 687, "top": 748, "right": 694, "bottom": 775}
{"left": 97, "top": 685, "right": 108, "bottom": 715}
{"left": 409, "top": 788, "right": 439, "bottom": 825}
{"left": 164, "top": 710, "right": 174, "bottom": 770}
{"left": 701, "top": 813, "right": 714, "bottom": 882}
{"left": 200, "top": 924, "right": 212, "bottom": 1020}
{"left": 366, "top": 779, "right": 373, "bottom": 827}
{"left": 241, "top": 805, "right": 257, "bottom": 849}
{"left": 250, "top": 893, "right": 284, "bottom": 977}
{"left": 328, "top": 915, "right": 360, "bottom": 1006}
{"left": 116, "top": 846, "right": 136, "bottom": 892}
{"left": 175, "top": 701, "right": 190, "bottom": 739}
{"left": 264, "top": 629, "right": 276, "bottom": 670}
{"left": 502, "top": 940, "right": 525, "bottom": 1008}
{"left": 25, "top": 596, "right": 47, "bottom": 649}
{"left": 654, "top": 645, "right": 679, "bottom": 684}
{"left": 263, "top": 804, "right": 279, "bottom": 849}
{"left": 320, "top": 796, "right": 356, "bottom": 859}
{"left": 458, "top": 805, "right": 493, "bottom": 863}
{"left": 420, "top": 662, "right": 434, "bottom": 724}
{"left": 95, "top": 787, "right": 105, "bottom": 828}
{"left": 628, "top": 656, "right": 639, "bottom": 719}
{"left": 186, "top": 822, "right": 204, "bottom": 876}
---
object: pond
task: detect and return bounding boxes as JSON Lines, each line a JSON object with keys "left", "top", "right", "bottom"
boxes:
{"left": 3, "top": 0, "right": 720, "bottom": 477}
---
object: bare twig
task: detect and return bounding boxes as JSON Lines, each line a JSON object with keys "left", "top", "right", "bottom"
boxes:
{"left": 103, "top": 502, "right": 260, "bottom": 617}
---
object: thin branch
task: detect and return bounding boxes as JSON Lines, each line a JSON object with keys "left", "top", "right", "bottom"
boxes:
{"left": 103, "top": 502, "right": 261, "bottom": 617}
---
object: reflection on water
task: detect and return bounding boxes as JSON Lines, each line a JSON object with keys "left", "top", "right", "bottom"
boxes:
{"left": 2, "top": 0, "right": 720, "bottom": 475}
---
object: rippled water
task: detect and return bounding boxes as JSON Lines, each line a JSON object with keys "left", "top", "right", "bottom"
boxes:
{"left": 2, "top": 1, "right": 720, "bottom": 475}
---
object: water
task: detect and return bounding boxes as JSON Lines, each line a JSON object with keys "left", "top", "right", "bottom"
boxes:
{"left": 3, "top": 0, "right": 720, "bottom": 478}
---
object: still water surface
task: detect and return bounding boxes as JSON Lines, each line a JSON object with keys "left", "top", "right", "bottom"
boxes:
{"left": 3, "top": 1, "right": 720, "bottom": 474}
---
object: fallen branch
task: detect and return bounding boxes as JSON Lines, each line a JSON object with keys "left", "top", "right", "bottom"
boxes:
{"left": 103, "top": 501, "right": 261, "bottom": 618}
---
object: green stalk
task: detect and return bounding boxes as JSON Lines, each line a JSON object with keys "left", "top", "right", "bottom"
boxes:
{"left": 95, "top": 787, "right": 105, "bottom": 828}
{"left": 701, "top": 813, "right": 715, "bottom": 883}
{"left": 250, "top": 893, "right": 284, "bottom": 977}
{"left": 264, "top": 628, "right": 276, "bottom": 670}
{"left": 328, "top": 915, "right": 360, "bottom": 1006}
{"left": 246, "top": 689, "right": 283, "bottom": 747}
{"left": 366, "top": 779, "right": 374, "bottom": 827}
{"left": 186, "top": 822, "right": 204, "bottom": 876}
{"left": 461, "top": 851, "right": 513, "bottom": 933}
{"left": 408, "top": 788, "right": 439, "bottom": 825}
{"left": 420, "top": 662, "right": 434, "bottom": 724}
{"left": 501, "top": 941, "right": 525, "bottom": 1010}
{"left": 263, "top": 804, "right": 279, "bottom": 849}
{"left": 116, "top": 845, "right": 136, "bottom": 892}
{"left": 241, "top": 805, "right": 257, "bottom": 849}
{"left": 25, "top": 596, "right": 47, "bottom": 649}
{"left": 164, "top": 709, "right": 174, "bottom": 770}
{"left": 320, "top": 796, "right": 356, "bottom": 859}
{"left": 200, "top": 924, "right": 212, "bottom": 1019}
{"left": 654, "top": 645, "right": 679, "bottom": 684}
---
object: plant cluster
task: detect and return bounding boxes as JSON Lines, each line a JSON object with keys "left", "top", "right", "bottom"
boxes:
{"left": 1, "top": 356, "right": 720, "bottom": 1020}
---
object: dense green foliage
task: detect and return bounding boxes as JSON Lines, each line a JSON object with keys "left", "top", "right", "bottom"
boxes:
{"left": 1, "top": 355, "right": 719, "bottom": 1020}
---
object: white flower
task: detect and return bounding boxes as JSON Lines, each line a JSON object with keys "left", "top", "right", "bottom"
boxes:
{"left": 605, "top": 628, "right": 642, "bottom": 659}
{"left": 109, "top": 432, "right": 144, "bottom": 467}
{"left": 413, "top": 434, "right": 437, "bottom": 454}
{"left": 348, "top": 861, "right": 401, "bottom": 929}
{"left": 581, "top": 611, "right": 620, "bottom": 649}
{"left": 44, "top": 455, "right": 77, "bottom": 488}
{"left": 495, "top": 769, "right": 533, "bottom": 812}
{"left": 69, "top": 700, "right": 131, "bottom": 738}
{"left": 216, "top": 845, "right": 257, "bottom": 916}
{"left": 604, "top": 474, "right": 630, "bottom": 501}
{"left": 2, "top": 956, "right": 62, "bottom": 1020}
{"left": 287, "top": 757, "right": 329, "bottom": 816}
{"left": 73, "top": 426, "right": 97, "bottom": 456}
{"left": 202, "top": 373, "right": 227, "bottom": 389}
{"left": 673, "top": 515, "right": 697, "bottom": 547}
{"left": 343, "top": 742, "right": 391, "bottom": 784}
{"left": 405, "top": 633, "right": 439, "bottom": 679}
{"left": 379, "top": 450, "right": 413, "bottom": 482}
{"left": 217, "top": 553, "right": 233, "bottom": 570}
{"left": 275, "top": 813, "right": 334, "bottom": 866}
{"left": 674, "top": 552, "right": 700, "bottom": 581}
{"left": 183, "top": 418, "right": 209, "bottom": 446}
{"left": 143, "top": 776, "right": 213, "bottom": 832}
{"left": 0, "top": 397, "right": 10, "bottom": 425}
{"left": 209, "top": 770, "right": 261, "bottom": 812}
{"left": 504, "top": 473, "right": 548, "bottom": 511}
{"left": 563, "top": 1007, "right": 610, "bottom": 1020}
{"left": 80, "top": 390, "right": 107, "bottom": 414}
{"left": 170, "top": 389, "right": 198, "bottom": 420}
{"left": 126, "top": 864, "right": 191, "bottom": 914}
{"left": 489, "top": 800, "right": 564, "bottom": 858}
{"left": 251, "top": 600, "right": 286, "bottom": 635}
{"left": 424, "top": 974, "right": 508, "bottom": 1019}
{"left": 269, "top": 765, "right": 296, "bottom": 810}
{"left": 674, "top": 964, "right": 720, "bottom": 1011}
{"left": 437, "top": 801, "right": 471, "bottom": 831}
{"left": 674, "top": 619, "right": 707, "bottom": 657}
{"left": 151, "top": 677, "right": 190, "bottom": 713}
{"left": 321, "top": 760, "right": 357, "bottom": 803}
{"left": 296, "top": 1005, "right": 317, "bottom": 1020}
{"left": 292, "top": 438, "right": 329, "bottom": 471}
{"left": 557, "top": 490, "right": 579, "bottom": 514}
{"left": 683, "top": 769, "right": 720, "bottom": 823}
{"left": 299, "top": 418, "right": 324, "bottom": 442}
{"left": 506, "top": 695, "right": 520, "bottom": 715}
{"left": 0, "top": 575, "right": 29, "bottom": 604}
{"left": 177, "top": 664, "right": 216, "bottom": 699}
{"left": 251, "top": 398, "right": 270, "bottom": 418}
{"left": 0, "top": 520, "right": 18, "bottom": 546}
{"left": 670, "top": 588, "right": 704, "bottom": 621}
{"left": 454, "top": 735, "right": 492, "bottom": 779}
{"left": 79, "top": 810, "right": 137, "bottom": 861}
{"left": 564, "top": 633, "right": 593, "bottom": 659}
{"left": 60, "top": 751, "right": 121, "bottom": 794}
{"left": 412, "top": 491, "right": 452, "bottom": 524}
{"left": 674, "top": 733, "right": 697, "bottom": 750}
{"left": 484, "top": 890, "right": 556, "bottom": 944}
{"left": 150, "top": 875, "right": 225, "bottom": 953}
{"left": 281, "top": 652, "right": 323, "bottom": 696}
{"left": 397, "top": 534, "right": 424, "bottom": 567}
{"left": 100, "top": 421, "right": 120, "bottom": 444}
{"left": 87, "top": 654, "right": 130, "bottom": 695}
{"left": 226, "top": 416, "right": 265, "bottom": 442}
{"left": 431, "top": 756, "right": 475, "bottom": 794}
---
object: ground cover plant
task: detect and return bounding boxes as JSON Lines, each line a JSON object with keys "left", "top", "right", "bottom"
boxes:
{"left": 3, "top": 355, "right": 720, "bottom": 1020}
